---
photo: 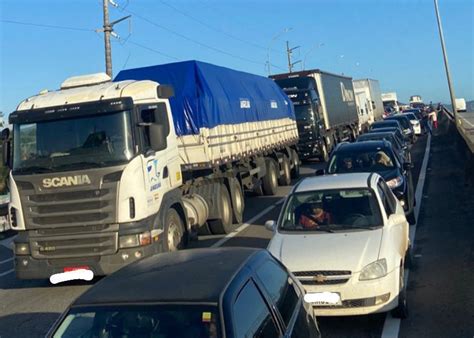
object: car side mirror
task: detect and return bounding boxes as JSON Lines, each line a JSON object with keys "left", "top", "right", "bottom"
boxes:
{"left": 265, "top": 220, "right": 276, "bottom": 232}
{"left": 1, "top": 128, "right": 11, "bottom": 168}
{"left": 157, "top": 85, "right": 175, "bottom": 99}
{"left": 315, "top": 169, "right": 325, "bottom": 176}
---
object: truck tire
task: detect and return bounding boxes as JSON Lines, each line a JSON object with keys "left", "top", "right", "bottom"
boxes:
{"left": 208, "top": 184, "right": 236, "bottom": 234}
{"left": 262, "top": 158, "right": 278, "bottom": 196}
{"left": 290, "top": 149, "right": 300, "bottom": 179}
{"left": 320, "top": 143, "right": 329, "bottom": 162}
{"left": 164, "top": 208, "right": 185, "bottom": 252}
{"left": 278, "top": 155, "right": 291, "bottom": 186}
{"left": 229, "top": 178, "right": 244, "bottom": 224}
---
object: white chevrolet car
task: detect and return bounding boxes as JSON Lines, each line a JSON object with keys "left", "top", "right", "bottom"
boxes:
{"left": 403, "top": 112, "right": 422, "bottom": 135}
{"left": 267, "top": 173, "right": 410, "bottom": 317}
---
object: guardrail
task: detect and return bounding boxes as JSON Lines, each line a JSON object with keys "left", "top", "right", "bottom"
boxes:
{"left": 442, "top": 107, "right": 473, "bottom": 154}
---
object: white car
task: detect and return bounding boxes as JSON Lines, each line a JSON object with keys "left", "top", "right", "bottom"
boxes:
{"left": 266, "top": 173, "right": 410, "bottom": 317}
{"left": 403, "top": 112, "right": 422, "bottom": 135}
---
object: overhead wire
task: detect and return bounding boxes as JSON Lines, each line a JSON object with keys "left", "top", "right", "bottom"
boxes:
{"left": 0, "top": 19, "right": 94, "bottom": 32}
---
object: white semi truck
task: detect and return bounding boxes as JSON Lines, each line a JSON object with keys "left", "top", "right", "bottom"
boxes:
{"left": 382, "top": 92, "right": 400, "bottom": 113}
{"left": 353, "top": 79, "right": 384, "bottom": 132}
{"left": 2, "top": 61, "right": 299, "bottom": 279}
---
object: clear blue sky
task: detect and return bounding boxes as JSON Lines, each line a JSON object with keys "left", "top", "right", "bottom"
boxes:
{"left": 1, "top": 0, "right": 472, "bottom": 116}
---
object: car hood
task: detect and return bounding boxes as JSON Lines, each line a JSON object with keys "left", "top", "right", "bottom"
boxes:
{"left": 268, "top": 228, "right": 383, "bottom": 273}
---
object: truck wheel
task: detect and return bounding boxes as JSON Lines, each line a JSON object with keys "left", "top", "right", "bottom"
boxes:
{"left": 262, "top": 159, "right": 278, "bottom": 196}
{"left": 164, "top": 208, "right": 185, "bottom": 252}
{"left": 208, "top": 184, "right": 236, "bottom": 234}
{"left": 320, "top": 143, "right": 329, "bottom": 162}
{"left": 290, "top": 149, "right": 300, "bottom": 179}
{"left": 392, "top": 266, "right": 409, "bottom": 318}
{"left": 278, "top": 156, "right": 291, "bottom": 186}
{"left": 229, "top": 178, "right": 244, "bottom": 224}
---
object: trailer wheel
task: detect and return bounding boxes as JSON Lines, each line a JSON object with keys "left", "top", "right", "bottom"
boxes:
{"left": 164, "top": 208, "right": 185, "bottom": 252}
{"left": 278, "top": 156, "right": 291, "bottom": 186}
{"left": 290, "top": 149, "right": 300, "bottom": 179}
{"left": 262, "top": 158, "right": 278, "bottom": 196}
{"left": 320, "top": 143, "right": 329, "bottom": 162}
{"left": 208, "top": 184, "right": 236, "bottom": 234}
{"left": 229, "top": 178, "right": 244, "bottom": 224}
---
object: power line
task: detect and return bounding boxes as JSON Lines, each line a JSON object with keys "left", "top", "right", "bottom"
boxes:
{"left": 158, "top": 0, "right": 285, "bottom": 55}
{"left": 120, "top": 7, "right": 270, "bottom": 67}
{"left": 127, "top": 40, "right": 179, "bottom": 60}
{"left": 0, "top": 19, "right": 94, "bottom": 32}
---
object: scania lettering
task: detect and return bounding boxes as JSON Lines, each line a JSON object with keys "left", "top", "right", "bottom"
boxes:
{"left": 2, "top": 61, "right": 299, "bottom": 280}
{"left": 270, "top": 69, "right": 359, "bottom": 161}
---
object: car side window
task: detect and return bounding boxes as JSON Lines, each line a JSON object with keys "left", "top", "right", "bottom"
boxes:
{"left": 380, "top": 180, "right": 398, "bottom": 212}
{"left": 233, "top": 280, "right": 280, "bottom": 338}
{"left": 255, "top": 260, "right": 299, "bottom": 326}
{"left": 377, "top": 181, "right": 395, "bottom": 216}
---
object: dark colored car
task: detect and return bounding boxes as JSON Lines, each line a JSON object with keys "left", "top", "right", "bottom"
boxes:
{"left": 326, "top": 141, "right": 416, "bottom": 224}
{"left": 48, "top": 248, "right": 321, "bottom": 338}
{"left": 367, "top": 127, "right": 409, "bottom": 149}
{"left": 403, "top": 109, "right": 423, "bottom": 120}
{"left": 357, "top": 131, "right": 411, "bottom": 162}
{"left": 385, "top": 115, "right": 416, "bottom": 143}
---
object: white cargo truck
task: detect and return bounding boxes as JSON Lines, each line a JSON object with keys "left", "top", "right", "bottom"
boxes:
{"left": 271, "top": 70, "right": 359, "bottom": 161}
{"left": 382, "top": 92, "right": 400, "bottom": 113}
{"left": 2, "top": 61, "right": 299, "bottom": 280}
{"left": 353, "top": 79, "right": 384, "bottom": 132}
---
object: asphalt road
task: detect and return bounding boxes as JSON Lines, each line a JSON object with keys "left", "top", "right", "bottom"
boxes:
{"left": 1, "top": 126, "right": 470, "bottom": 338}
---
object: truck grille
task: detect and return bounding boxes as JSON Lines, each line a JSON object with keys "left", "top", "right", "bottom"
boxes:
{"left": 17, "top": 184, "right": 117, "bottom": 229}
{"left": 293, "top": 270, "right": 351, "bottom": 285}
{"left": 30, "top": 232, "right": 118, "bottom": 259}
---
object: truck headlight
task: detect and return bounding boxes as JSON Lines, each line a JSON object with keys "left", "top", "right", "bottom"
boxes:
{"left": 359, "top": 259, "right": 387, "bottom": 281}
{"left": 119, "top": 231, "right": 152, "bottom": 249}
{"left": 386, "top": 176, "right": 403, "bottom": 189}
{"left": 15, "top": 243, "right": 30, "bottom": 255}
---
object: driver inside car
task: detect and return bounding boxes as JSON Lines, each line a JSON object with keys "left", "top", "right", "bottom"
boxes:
{"left": 299, "top": 204, "right": 333, "bottom": 229}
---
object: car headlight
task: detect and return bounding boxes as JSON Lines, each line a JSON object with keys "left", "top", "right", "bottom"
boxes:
{"left": 386, "top": 176, "right": 404, "bottom": 188}
{"left": 359, "top": 259, "right": 387, "bottom": 281}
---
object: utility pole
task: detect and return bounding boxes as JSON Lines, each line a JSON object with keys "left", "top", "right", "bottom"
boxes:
{"left": 103, "top": 0, "right": 113, "bottom": 77}
{"left": 100, "top": 0, "right": 130, "bottom": 78}
{"left": 434, "top": 0, "right": 457, "bottom": 114}
{"left": 286, "top": 41, "right": 301, "bottom": 73}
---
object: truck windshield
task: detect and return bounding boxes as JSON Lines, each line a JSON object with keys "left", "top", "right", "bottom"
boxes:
{"left": 13, "top": 111, "right": 134, "bottom": 173}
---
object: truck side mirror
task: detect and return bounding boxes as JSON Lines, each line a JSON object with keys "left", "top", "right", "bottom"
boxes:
{"left": 1, "top": 129, "right": 11, "bottom": 168}
{"left": 157, "top": 85, "right": 175, "bottom": 99}
{"left": 149, "top": 124, "right": 168, "bottom": 151}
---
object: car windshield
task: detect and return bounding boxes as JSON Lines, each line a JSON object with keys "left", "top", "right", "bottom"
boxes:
{"left": 404, "top": 113, "right": 417, "bottom": 121}
{"left": 328, "top": 148, "right": 397, "bottom": 174}
{"left": 388, "top": 117, "right": 410, "bottom": 129}
{"left": 279, "top": 189, "right": 382, "bottom": 231}
{"left": 358, "top": 134, "right": 401, "bottom": 150}
{"left": 52, "top": 305, "right": 221, "bottom": 338}
{"left": 13, "top": 111, "right": 134, "bottom": 174}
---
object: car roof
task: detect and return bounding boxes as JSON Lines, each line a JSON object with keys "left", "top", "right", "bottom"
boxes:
{"left": 369, "top": 127, "right": 399, "bottom": 133}
{"left": 73, "top": 247, "right": 263, "bottom": 306}
{"left": 386, "top": 114, "right": 409, "bottom": 121}
{"left": 372, "top": 120, "right": 400, "bottom": 126}
{"left": 358, "top": 131, "right": 395, "bottom": 139}
{"left": 335, "top": 140, "right": 391, "bottom": 152}
{"left": 294, "top": 172, "right": 377, "bottom": 192}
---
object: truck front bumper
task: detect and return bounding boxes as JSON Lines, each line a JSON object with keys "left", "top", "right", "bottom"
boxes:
{"left": 15, "top": 240, "right": 163, "bottom": 280}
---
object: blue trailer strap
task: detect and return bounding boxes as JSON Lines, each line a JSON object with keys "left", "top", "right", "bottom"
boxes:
{"left": 115, "top": 60, "right": 295, "bottom": 136}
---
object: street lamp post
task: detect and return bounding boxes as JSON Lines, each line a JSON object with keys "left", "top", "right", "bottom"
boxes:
{"left": 266, "top": 27, "right": 292, "bottom": 75}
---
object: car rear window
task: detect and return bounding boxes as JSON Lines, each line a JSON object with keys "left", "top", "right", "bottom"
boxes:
{"left": 52, "top": 305, "right": 221, "bottom": 338}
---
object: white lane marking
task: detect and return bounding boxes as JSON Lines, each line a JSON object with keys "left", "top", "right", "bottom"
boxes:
{"left": 212, "top": 199, "right": 285, "bottom": 248}
{"left": 0, "top": 268, "right": 14, "bottom": 277}
{"left": 0, "top": 257, "right": 14, "bottom": 264}
{"left": 381, "top": 133, "right": 432, "bottom": 338}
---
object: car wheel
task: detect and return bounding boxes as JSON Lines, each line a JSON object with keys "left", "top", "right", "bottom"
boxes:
{"left": 278, "top": 155, "right": 292, "bottom": 186}
{"left": 392, "top": 267, "right": 409, "bottom": 318}
{"left": 407, "top": 210, "right": 416, "bottom": 225}
{"left": 404, "top": 246, "right": 414, "bottom": 269}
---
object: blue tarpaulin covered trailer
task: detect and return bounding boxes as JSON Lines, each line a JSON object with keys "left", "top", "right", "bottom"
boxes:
{"left": 115, "top": 60, "right": 295, "bottom": 136}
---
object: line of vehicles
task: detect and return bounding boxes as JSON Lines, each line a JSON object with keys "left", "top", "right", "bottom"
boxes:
{"left": 1, "top": 60, "right": 425, "bottom": 337}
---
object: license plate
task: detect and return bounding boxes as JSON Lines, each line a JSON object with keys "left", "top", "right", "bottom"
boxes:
{"left": 50, "top": 268, "right": 94, "bottom": 284}
{"left": 304, "top": 292, "right": 342, "bottom": 306}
